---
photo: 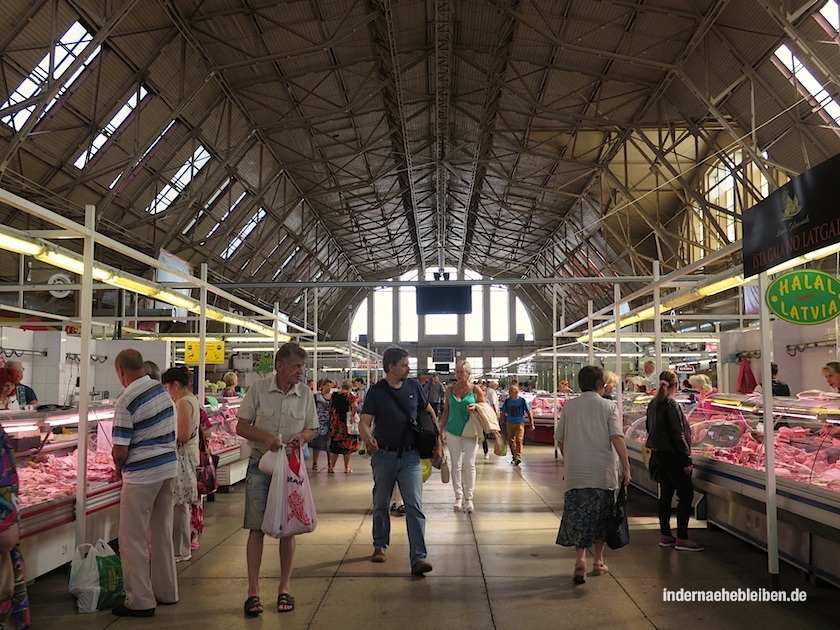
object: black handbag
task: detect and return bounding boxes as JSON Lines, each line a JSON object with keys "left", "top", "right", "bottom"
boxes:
{"left": 377, "top": 380, "right": 438, "bottom": 459}
{"left": 605, "top": 486, "right": 630, "bottom": 550}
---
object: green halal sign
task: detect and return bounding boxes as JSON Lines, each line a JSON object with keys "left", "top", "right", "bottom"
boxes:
{"left": 766, "top": 269, "right": 840, "bottom": 325}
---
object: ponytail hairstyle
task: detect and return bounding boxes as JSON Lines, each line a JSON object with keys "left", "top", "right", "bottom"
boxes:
{"left": 652, "top": 370, "right": 678, "bottom": 410}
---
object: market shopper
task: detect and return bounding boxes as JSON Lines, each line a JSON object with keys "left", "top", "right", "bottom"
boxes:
{"left": 5, "top": 361, "right": 37, "bottom": 409}
{"left": 0, "top": 369, "right": 20, "bottom": 411}
{"left": 111, "top": 349, "right": 178, "bottom": 617}
{"left": 143, "top": 360, "right": 161, "bottom": 381}
{"left": 602, "top": 371, "right": 619, "bottom": 400}
{"left": 645, "top": 370, "right": 704, "bottom": 552}
{"left": 481, "top": 379, "right": 500, "bottom": 459}
{"left": 423, "top": 373, "right": 446, "bottom": 417}
{"left": 310, "top": 379, "right": 332, "bottom": 472}
{"left": 236, "top": 343, "right": 317, "bottom": 616}
{"left": 328, "top": 379, "right": 359, "bottom": 473}
{"left": 0, "top": 420, "right": 30, "bottom": 628}
{"left": 439, "top": 360, "right": 486, "bottom": 512}
{"left": 555, "top": 365, "right": 631, "bottom": 584}
{"left": 499, "top": 384, "right": 534, "bottom": 466}
{"left": 161, "top": 366, "right": 201, "bottom": 563}
{"left": 359, "top": 346, "right": 440, "bottom": 574}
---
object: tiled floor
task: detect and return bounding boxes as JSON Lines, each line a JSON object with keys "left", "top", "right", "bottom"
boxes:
{"left": 27, "top": 445, "right": 837, "bottom": 629}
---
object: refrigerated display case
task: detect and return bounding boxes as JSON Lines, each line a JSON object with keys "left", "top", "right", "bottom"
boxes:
{"left": 205, "top": 396, "right": 249, "bottom": 486}
{"left": 525, "top": 394, "right": 569, "bottom": 443}
{"left": 0, "top": 405, "right": 122, "bottom": 579}
{"left": 624, "top": 392, "right": 840, "bottom": 587}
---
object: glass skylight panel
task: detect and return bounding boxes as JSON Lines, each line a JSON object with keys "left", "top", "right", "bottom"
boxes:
{"left": 773, "top": 44, "right": 840, "bottom": 124}
{"left": 280, "top": 246, "right": 300, "bottom": 270}
{"left": 820, "top": 0, "right": 839, "bottom": 30}
{"left": 74, "top": 85, "right": 148, "bottom": 168}
{"left": 182, "top": 177, "right": 231, "bottom": 235}
{"left": 220, "top": 207, "right": 266, "bottom": 259}
{"left": 205, "top": 190, "right": 246, "bottom": 239}
{"left": 146, "top": 145, "right": 211, "bottom": 215}
{"left": 110, "top": 120, "right": 177, "bottom": 190}
{"left": 1, "top": 21, "right": 99, "bottom": 130}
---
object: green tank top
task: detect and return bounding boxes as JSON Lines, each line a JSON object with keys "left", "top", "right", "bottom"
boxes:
{"left": 446, "top": 388, "right": 477, "bottom": 437}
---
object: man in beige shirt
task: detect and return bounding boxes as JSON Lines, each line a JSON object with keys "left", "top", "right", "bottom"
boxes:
{"left": 236, "top": 342, "right": 317, "bottom": 617}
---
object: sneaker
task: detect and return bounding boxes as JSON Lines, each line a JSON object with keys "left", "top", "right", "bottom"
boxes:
{"left": 675, "top": 539, "right": 705, "bottom": 552}
{"left": 390, "top": 502, "right": 398, "bottom": 514}
{"left": 395, "top": 503, "right": 406, "bottom": 516}
{"left": 175, "top": 555, "right": 192, "bottom": 563}
{"left": 190, "top": 540, "right": 200, "bottom": 551}
{"left": 371, "top": 548, "right": 386, "bottom": 563}
{"left": 454, "top": 498, "right": 462, "bottom": 511}
{"left": 484, "top": 453, "right": 490, "bottom": 460}
{"left": 411, "top": 560, "right": 433, "bottom": 575}
{"left": 513, "top": 459, "right": 521, "bottom": 466}
{"left": 659, "top": 535, "right": 676, "bottom": 547}
{"left": 465, "top": 499, "right": 474, "bottom": 513}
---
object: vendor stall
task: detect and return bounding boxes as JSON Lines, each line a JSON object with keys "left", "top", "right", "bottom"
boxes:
{"left": 624, "top": 392, "right": 840, "bottom": 587}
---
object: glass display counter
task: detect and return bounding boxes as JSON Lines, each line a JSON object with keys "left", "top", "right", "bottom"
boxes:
{"left": 623, "top": 392, "right": 840, "bottom": 587}
{"left": 204, "top": 396, "right": 249, "bottom": 486}
{"left": 0, "top": 405, "right": 122, "bottom": 579}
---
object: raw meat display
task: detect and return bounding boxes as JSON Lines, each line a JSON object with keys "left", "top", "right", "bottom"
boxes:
{"left": 625, "top": 392, "right": 840, "bottom": 494}
{"left": 17, "top": 449, "right": 119, "bottom": 509}
{"left": 529, "top": 395, "right": 568, "bottom": 418}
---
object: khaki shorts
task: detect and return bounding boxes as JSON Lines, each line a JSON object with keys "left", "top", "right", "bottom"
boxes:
{"left": 244, "top": 454, "right": 271, "bottom": 530}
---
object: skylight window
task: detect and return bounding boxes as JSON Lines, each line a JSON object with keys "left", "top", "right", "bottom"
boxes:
{"left": 109, "top": 119, "right": 176, "bottom": 190}
{"left": 146, "top": 145, "right": 211, "bottom": 215}
{"left": 253, "top": 239, "right": 285, "bottom": 276}
{"left": 182, "top": 177, "right": 231, "bottom": 235}
{"left": 773, "top": 44, "right": 840, "bottom": 125}
{"left": 221, "top": 207, "right": 267, "bottom": 259}
{"left": 820, "top": 0, "right": 839, "bottom": 30}
{"left": 273, "top": 246, "right": 300, "bottom": 279}
{"left": 1, "top": 21, "right": 100, "bottom": 130}
{"left": 74, "top": 85, "right": 148, "bottom": 168}
{"left": 205, "top": 191, "right": 246, "bottom": 240}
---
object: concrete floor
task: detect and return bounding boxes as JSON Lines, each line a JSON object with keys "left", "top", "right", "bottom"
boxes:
{"left": 27, "top": 444, "right": 837, "bottom": 629}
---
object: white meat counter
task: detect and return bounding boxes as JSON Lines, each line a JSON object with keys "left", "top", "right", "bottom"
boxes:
{"left": 624, "top": 392, "right": 840, "bottom": 587}
{"left": 205, "top": 396, "right": 249, "bottom": 487}
{"left": 1, "top": 405, "right": 122, "bottom": 580}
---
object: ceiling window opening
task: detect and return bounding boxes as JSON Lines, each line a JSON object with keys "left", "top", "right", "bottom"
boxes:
{"left": 819, "top": 0, "right": 839, "bottom": 30}
{"left": 253, "top": 240, "right": 284, "bottom": 276}
{"left": 772, "top": 44, "right": 840, "bottom": 126}
{"left": 74, "top": 85, "right": 148, "bottom": 168}
{"left": 204, "top": 190, "right": 246, "bottom": 240}
{"left": 109, "top": 119, "right": 177, "bottom": 190}
{"left": 146, "top": 145, "right": 211, "bottom": 215}
{"left": 1, "top": 21, "right": 100, "bottom": 130}
{"left": 182, "top": 177, "right": 231, "bottom": 235}
{"left": 273, "top": 246, "right": 300, "bottom": 279}
{"left": 220, "top": 207, "right": 266, "bottom": 259}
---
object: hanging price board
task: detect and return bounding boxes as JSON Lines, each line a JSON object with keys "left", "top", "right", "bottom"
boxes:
{"left": 184, "top": 341, "right": 225, "bottom": 365}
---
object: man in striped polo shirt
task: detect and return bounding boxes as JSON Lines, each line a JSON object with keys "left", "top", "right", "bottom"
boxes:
{"left": 111, "top": 349, "right": 178, "bottom": 617}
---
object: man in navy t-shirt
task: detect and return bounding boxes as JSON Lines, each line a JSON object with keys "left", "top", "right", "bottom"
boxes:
{"left": 359, "top": 346, "right": 440, "bottom": 575}
{"left": 500, "top": 385, "right": 534, "bottom": 466}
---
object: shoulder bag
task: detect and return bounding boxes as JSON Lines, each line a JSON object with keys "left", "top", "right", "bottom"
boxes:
{"left": 376, "top": 380, "right": 438, "bottom": 459}
{"left": 605, "top": 486, "right": 630, "bottom": 550}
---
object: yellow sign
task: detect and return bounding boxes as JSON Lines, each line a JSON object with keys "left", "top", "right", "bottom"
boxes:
{"left": 184, "top": 340, "right": 226, "bottom": 365}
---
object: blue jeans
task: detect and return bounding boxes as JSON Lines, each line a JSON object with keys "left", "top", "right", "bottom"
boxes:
{"left": 371, "top": 449, "right": 426, "bottom": 565}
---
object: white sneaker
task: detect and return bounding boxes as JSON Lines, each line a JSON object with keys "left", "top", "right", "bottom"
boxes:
{"left": 465, "top": 499, "right": 474, "bottom": 513}
{"left": 484, "top": 453, "right": 490, "bottom": 460}
{"left": 454, "top": 498, "right": 462, "bottom": 511}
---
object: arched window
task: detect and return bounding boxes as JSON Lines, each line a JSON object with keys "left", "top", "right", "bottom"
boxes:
{"left": 349, "top": 268, "right": 534, "bottom": 344}
{"left": 683, "top": 149, "right": 784, "bottom": 264}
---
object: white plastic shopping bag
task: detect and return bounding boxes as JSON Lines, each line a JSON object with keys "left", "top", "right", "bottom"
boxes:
{"left": 261, "top": 446, "right": 317, "bottom": 538}
{"left": 68, "top": 540, "right": 124, "bottom": 613}
{"left": 280, "top": 446, "right": 318, "bottom": 537}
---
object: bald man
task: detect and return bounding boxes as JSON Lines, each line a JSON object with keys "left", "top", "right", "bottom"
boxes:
{"left": 6, "top": 361, "right": 37, "bottom": 408}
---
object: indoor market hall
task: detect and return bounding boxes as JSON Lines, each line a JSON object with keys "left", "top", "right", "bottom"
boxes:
{"left": 28, "top": 444, "right": 838, "bottom": 630}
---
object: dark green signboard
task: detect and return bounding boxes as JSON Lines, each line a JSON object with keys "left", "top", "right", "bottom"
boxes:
{"left": 765, "top": 269, "right": 840, "bottom": 325}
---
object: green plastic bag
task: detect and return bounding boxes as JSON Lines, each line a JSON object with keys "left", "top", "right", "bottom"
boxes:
{"left": 69, "top": 540, "right": 124, "bottom": 613}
